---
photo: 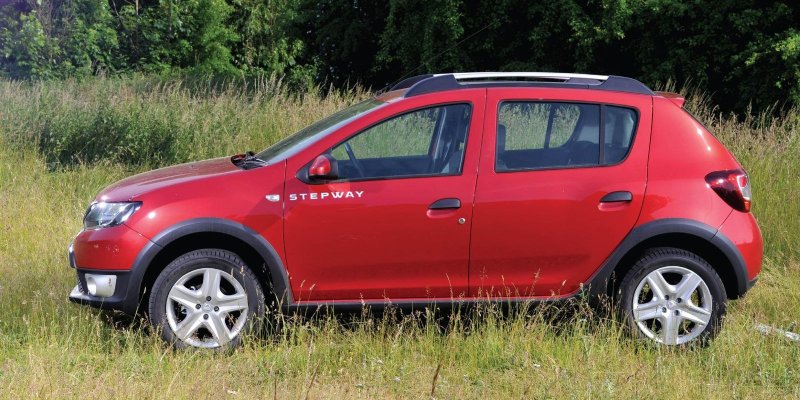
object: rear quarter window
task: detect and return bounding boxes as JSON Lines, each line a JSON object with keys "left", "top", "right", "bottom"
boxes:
{"left": 603, "top": 106, "right": 638, "bottom": 164}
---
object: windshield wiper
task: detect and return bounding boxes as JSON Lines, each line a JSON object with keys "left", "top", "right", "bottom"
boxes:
{"left": 231, "top": 151, "right": 267, "bottom": 170}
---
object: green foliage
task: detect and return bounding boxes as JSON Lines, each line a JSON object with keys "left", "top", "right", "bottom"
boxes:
{"left": 776, "top": 31, "right": 800, "bottom": 103}
{"left": 1, "top": 1, "right": 799, "bottom": 113}
{"left": 613, "top": 1, "right": 800, "bottom": 113}
{"left": 298, "top": 0, "right": 389, "bottom": 86}
{"left": 0, "top": 9, "right": 48, "bottom": 78}
{"left": 0, "top": 0, "right": 118, "bottom": 79}
{"left": 38, "top": 101, "right": 183, "bottom": 166}
{"left": 229, "top": 0, "right": 313, "bottom": 84}
{"left": 378, "top": 0, "right": 465, "bottom": 77}
{"left": 0, "top": 76, "right": 365, "bottom": 168}
{"left": 114, "top": 0, "right": 237, "bottom": 74}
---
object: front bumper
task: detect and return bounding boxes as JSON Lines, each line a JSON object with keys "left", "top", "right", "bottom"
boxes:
{"left": 71, "top": 224, "right": 152, "bottom": 271}
{"left": 68, "top": 268, "right": 138, "bottom": 313}
{"left": 67, "top": 225, "right": 156, "bottom": 314}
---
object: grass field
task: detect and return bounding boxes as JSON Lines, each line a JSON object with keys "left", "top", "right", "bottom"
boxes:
{"left": 0, "top": 77, "right": 799, "bottom": 398}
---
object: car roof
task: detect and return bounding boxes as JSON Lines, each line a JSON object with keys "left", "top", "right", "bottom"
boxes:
{"left": 387, "top": 72, "right": 654, "bottom": 98}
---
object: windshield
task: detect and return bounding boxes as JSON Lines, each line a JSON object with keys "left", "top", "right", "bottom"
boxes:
{"left": 257, "top": 99, "right": 385, "bottom": 163}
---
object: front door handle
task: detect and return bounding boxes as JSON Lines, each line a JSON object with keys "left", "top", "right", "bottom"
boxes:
{"left": 600, "top": 191, "right": 633, "bottom": 203}
{"left": 429, "top": 198, "right": 461, "bottom": 210}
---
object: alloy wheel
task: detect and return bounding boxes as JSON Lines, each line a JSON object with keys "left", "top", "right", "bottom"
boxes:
{"left": 631, "top": 266, "right": 713, "bottom": 345}
{"left": 165, "top": 268, "right": 249, "bottom": 348}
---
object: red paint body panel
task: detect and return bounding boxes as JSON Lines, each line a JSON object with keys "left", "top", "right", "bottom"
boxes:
{"left": 283, "top": 177, "right": 475, "bottom": 300}
{"left": 80, "top": 160, "right": 287, "bottom": 270}
{"left": 470, "top": 88, "right": 652, "bottom": 297}
{"left": 98, "top": 157, "right": 240, "bottom": 201}
{"left": 72, "top": 224, "right": 152, "bottom": 270}
{"left": 282, "top": 90, "right": 486, "bottom": 300}
{"left": 636, "top": 97, "right": 740, "bottom": 229}
{"left": 718, "top": 210, "right": 763, "bottom": 280}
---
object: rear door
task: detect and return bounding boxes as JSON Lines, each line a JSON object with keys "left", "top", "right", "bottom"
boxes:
{"left": 283, "top": 90, "right": 486, "bottom": 301}
{"left": 470, "top": 88, "right": 652, "bottom": 297}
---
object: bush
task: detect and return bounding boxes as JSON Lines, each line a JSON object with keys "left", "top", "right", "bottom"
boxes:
{"left": 0, "top": 76, "right": 365, "bottom": 168}
{"left": 38, "top": 103, "right": 181, "bottom": 166}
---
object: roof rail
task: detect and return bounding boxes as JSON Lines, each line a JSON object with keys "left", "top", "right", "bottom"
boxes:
{"left": 445, "top": 72, "right": 610, "bottom": 81}
{"left": 399, "top": 72, "right": 653, "bottom": 97}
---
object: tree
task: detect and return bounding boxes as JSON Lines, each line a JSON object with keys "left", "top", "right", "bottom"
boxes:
{"left": 0, "top": 0, "right": 118, "bottom": 79}
{"left": 113, "top": 0, "right": 237, "bottom": 74}
{"left": 1, "top": 0, "right": 799, "bottom": 114}
{"left": 297, "top": 0, "right": 389, "bottom": 87}
{"left": 377, "top": 0, "right": 465, "bottom": 85}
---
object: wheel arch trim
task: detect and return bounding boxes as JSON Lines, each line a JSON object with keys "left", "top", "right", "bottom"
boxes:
{"left": 584, "top": 217, "right": 749, "bottom": 301}
{"left": 120, "top": 218, "right": 292, "bottom": 314}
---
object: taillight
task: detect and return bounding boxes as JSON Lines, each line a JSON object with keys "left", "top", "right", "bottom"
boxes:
{"left": 705, "top": 169, "right": 752, "bottom": 212}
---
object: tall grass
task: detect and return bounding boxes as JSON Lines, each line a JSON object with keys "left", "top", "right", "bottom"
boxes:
{"left": 0, "top": 77, "right": 799, "bottom": 398}
{"left": 0, "top": 76, "right": 366, "bottom": 168}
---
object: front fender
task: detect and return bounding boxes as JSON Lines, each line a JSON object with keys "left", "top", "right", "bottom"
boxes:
{"left": 118, "top": 218, "right": 292, "bottom": 314}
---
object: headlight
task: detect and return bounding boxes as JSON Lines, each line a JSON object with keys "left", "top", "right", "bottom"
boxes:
{"left": 83, "top": 202, "right": 141, "bottom": 230}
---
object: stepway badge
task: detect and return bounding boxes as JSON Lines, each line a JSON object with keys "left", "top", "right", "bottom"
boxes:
{"left": 288, "top": 191, "right": 364, "bottom": 201}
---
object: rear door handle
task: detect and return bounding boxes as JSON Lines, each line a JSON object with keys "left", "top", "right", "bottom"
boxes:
{"left": 429, "top": 198, "right": 461, "bottom": 210}
{"left": 600, "top": 191, "right": 633, "bottom": 203}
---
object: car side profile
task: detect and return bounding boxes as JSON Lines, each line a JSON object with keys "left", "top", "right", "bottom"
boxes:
{"left": 68, "top": 72, "right": 762, "bottom": 349}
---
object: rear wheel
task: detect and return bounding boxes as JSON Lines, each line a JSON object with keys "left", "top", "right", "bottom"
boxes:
{"left": 619, "top": 247, "right": 727, "bottom": 346}
{"left": 148, "top": 249, "right": 266, "bottom": 349}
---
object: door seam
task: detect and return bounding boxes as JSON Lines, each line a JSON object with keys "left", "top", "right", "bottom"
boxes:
{"left": 465, "top": 88, "right": 489, "bottom": 295}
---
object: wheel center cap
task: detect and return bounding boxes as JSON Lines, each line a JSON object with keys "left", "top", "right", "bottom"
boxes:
{"left": 667, "top": 300, "right": 677, "bottom": 309}
{"left": 203, "top": 303, "right": 212, "bottom": 312}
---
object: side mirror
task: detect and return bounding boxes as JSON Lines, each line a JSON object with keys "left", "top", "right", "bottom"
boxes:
{"left": 308, "top": 154, "right": 339, "bottom": 180}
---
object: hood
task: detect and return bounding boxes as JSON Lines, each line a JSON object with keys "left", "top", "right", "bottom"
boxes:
{"left": 97, "top": 157, "right": 241, "bottom": 201}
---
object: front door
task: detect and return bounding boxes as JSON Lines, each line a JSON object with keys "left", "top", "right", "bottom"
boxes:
{"left": 284, "top": 94, "right": 485, "bottom": 301}
{"left": 470, "top": 88, "right": 652, "bottom": 298}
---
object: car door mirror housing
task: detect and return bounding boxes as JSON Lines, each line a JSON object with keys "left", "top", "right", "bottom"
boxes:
{"left": 308, "top": 154, "right": 339, "bottom": 180}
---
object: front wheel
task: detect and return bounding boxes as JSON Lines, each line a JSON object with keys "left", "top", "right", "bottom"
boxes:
{"left": 619, "top": 247, "right": 727, "bottom": 346}
{"left": 148, "top": 249, "right": 266, "bottom": 349}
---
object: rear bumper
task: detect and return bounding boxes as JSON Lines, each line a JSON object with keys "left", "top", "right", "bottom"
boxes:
{"left": 716, "top": 210, "right": 763, "bottom": 282}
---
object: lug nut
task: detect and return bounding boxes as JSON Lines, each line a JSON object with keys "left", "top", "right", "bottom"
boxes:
{"left": 206, "top": 296, "right": 212, "bottom": 301}
{"left": 662, "top": 307, "right": 667, "bottom": 313}
{"left": 203, "top": 314, "right": 209, "bottom": 320}
{"left": 195, "top": 304, "right": 201, "bottom": 309}
{"left": 214, "top": 306, "right": 219, "bottom": 312}
{"left": 665, "top": 295, "right": 670, "bottom": 300}
{"left": 674, "top": 310, "right": 680, "bottom": 316}
{"left": 676, "top": 298, "right": 682, "bottom": 303}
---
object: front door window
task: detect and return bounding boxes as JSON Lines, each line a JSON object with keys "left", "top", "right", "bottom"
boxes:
{"left": 329, "top": 104, "right": 472, "bottom": 180}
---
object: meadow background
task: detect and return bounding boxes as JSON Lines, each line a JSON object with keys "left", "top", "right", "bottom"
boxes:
{"left": 1, "top": 0, "right": 800, "bottom": 398}
{"left": 0, "top": 77, "right": 798, "bottom": 398}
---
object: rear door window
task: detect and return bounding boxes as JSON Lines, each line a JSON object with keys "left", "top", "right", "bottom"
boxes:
{"left": 497, "top": 102, "right": 599, "bottom": 171}
{"left": 496, "top": 102, "right": 637, "bottom": 171}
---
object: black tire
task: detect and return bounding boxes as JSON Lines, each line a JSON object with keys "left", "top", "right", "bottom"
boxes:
{"left": 148, "top": 248, "right": 266, "bottom": 349}
{"left": 618, "top": 247, "right": 727, "bottom": 346}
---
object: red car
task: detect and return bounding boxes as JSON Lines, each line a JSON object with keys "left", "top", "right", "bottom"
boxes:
{"left": 69, "top": 72, "right": 762, "bottom": 348}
